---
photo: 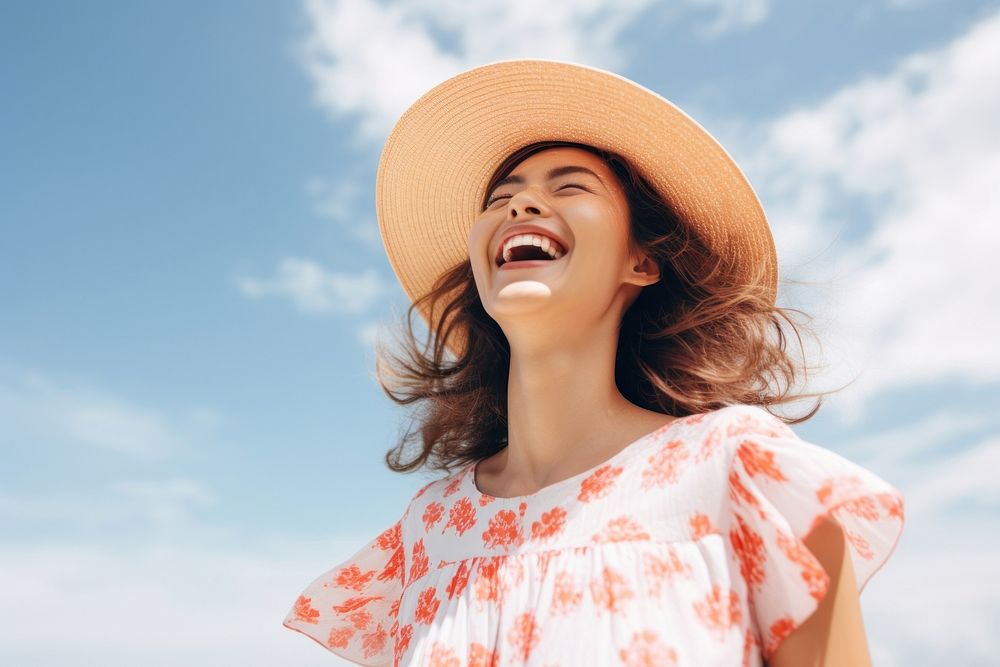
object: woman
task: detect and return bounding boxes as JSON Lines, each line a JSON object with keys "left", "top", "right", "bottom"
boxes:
{"left": 283, "top": 59, "right": 904, "bottom": 666}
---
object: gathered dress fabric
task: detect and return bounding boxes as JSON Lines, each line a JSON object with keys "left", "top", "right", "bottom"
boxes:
{"left": 283, "top": 404, "right": 905, "bottom": 666}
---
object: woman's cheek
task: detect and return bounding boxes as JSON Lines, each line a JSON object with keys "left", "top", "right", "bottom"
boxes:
{"left": 467, "top": 218, "right": 492, "bottom": 268}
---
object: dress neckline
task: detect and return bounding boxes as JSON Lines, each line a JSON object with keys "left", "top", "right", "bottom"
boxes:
{"left": 465, "top": 412, "right": 704, "bottom": 504}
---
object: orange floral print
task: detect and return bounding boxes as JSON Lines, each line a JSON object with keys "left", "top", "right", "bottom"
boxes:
{"left": 331, "top": 563, "right": 375, "bottom": 592}
{"left": 507, "top": 612, "right": 542, "bottom": 662}
{"left": 328, "top": 625, "right": 354, "bottom": 649}
{"left": 394, "top": 623, "right": 413, "bottom": 666}
{"left": 590, "top": 565, "right": 635, "bottom": 614}
{"left": 503, "top": 556, "right": 526, "bottom": 588}
{"left": 413, "top": 480, "right": 435, "bottom": 500}
{"left": 578, "top": 463, "right": 624, "bottom": 502}
{"left": 550, "top": 569, "right": 583, "bottom": 615}
{"left": 423, "top": 501, "right": 445, "bottom": 532}
{"left": 641, "top": 440, "right": 690, "bottom": 488}
{"left": 696, "top": 426, "right": 725, "bottom": 462}
{"left": 817, "top": 476, "right": 882, "bottom": 521}
{"left": 379, "top": 542, "right": 405, "bottom": 585}
{"left": 482, "top": 509, "right": 525, "bottom": 549}
{"left": 444, "top": 497, "right": 477, "bottom": 536}
{"left": 741, "top": 628, "right": 758, "bottom": 667}
{"left": 736, "top": 441, "right": 787, "bottom": 482}
{"left": 536, "top": 549, "right": 559, "bottom": 578}
{"left": 880, "top": 492, "right": 904, "bottom": 520}
{"left": 643, "top": 547, "right": 691, "bottom": 595}
{"left": 409, "top": 539, "right": 429, "bottom": 582}
{"left": 765, "top": 616, "right": 796, "bottom": 658}
{"left": 346, "top": 609, "right": 373, "bottom": 630}
{"left": 292, "top": 594, "right": 320, "bottom": 624}
{"left": 445, "top": 559, "right": 472, "bottom": 599}
{"left": 414, "top": 586, "right": 441, "bottom": 624}
{"left": 675, "top": 412, "right": 705, "bottom": 427}
{"left": 618, "top": 629, "right": 678, "bottom": 666}
{"left": 360, "top": 623, "right": 389, "bottom": 660}
{"left": 816, "top": 475, "right": 879, "bottom": 516}
{"left": 689, "top": 511, "right": 719, "bottom": 539}
{"left": 728, "top": 470, "right": 766, "bottom": 519}
{"left": 474, "top": 556, "right": 505, "bottom": 605}
{"left": 592, "top": 515, "right": 651, "bottom": 543}
{"left": 443, "top": 475, "right": 462, "bottom": 497}
{"left": 333, "top": 595, "right": 383, "bottom": 614}
{"left": 726, "top": 411, "right": 792, "bottom": 439}
{"left": 776, "top": 532, "right": 828, "bottom": 601}
{"left": 729, "top": 513, "right": 767, "bottom": 589}
{"left": 531, "top": 505, "right": 567, "bottom": 541}
{"left": 427, "top": 641, "right": 461, "bottom": 667}
{"left": 693, "top": 585, "right": 742, "bottom": 641}
{"left": 478, "top": 493, "right": 497, "bottom": 506}
{"left": 468, "top": 641, "right": 501, "bottom": 667}
{"left": 844, "top": 526, "right": 875, "bottom": 560}
{"left": 376, "top": 520, "right": 403, "bottom": 550}
{"left": 843, "top": 495, "right": 880, "bottom": 521}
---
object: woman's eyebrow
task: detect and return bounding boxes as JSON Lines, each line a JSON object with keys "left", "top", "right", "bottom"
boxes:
{"left": 488, "top": 165, "right": 602, "bottom": 193}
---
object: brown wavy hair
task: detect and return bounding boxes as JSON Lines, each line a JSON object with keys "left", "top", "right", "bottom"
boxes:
{"left": 374, "top": 140, "right": 845, "bottom": 475}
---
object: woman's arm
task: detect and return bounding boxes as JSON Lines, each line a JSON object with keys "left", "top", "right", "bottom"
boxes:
{"left": 768, "top": 516, "right": 873, "bottom": 667}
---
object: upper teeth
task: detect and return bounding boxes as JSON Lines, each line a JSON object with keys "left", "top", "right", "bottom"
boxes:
{"left": 501, "top": 234, "right": 565, "bottom": 264}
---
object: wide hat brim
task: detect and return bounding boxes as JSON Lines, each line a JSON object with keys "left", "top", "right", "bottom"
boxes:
{"left": 375, "top": 59, "right": 777, "bottom": 357}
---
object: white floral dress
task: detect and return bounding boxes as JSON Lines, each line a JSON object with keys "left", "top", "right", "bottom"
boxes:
{"left": 283, "top": 404, "right": 905, "bottom": 666}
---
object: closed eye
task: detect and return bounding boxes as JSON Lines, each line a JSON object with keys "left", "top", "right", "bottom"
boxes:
{"left": 484, "top": 182, "right": 592, "bottom": 209}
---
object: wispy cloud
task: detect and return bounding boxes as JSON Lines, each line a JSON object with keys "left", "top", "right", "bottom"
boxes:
{"left": 729, "top": 8, "right": 1000, "bottom": 416}
{"left": 864, "top": 513, "right": 999, "bottom": 666}
{"left": 235, "top": 257, "right": 388, "bottom": 314}
{"left": 297, "top": 0, "right": 770, "bottom": 140}
{"left": 0, "top": 479, "right": 217, "bottom": 537}
{"left": 687, "top": 0, "right": 769, "bottom": 38}
{"left": 0, "top": 370, "right": 205, "bottom": 457}
{"left": 0, "top": 538, "right": 371, "bottom": 666}
{"left": 304, "top": 175, "right": 381, "bottom": 248}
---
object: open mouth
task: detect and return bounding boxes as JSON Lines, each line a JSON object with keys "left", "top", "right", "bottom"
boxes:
{"left": 495, "top": 234, "right": 568, "bottom": 268}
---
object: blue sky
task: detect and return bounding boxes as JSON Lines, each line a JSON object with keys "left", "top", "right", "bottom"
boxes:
{"left": 2, "top": 1, "right": 999, "bottom": 664}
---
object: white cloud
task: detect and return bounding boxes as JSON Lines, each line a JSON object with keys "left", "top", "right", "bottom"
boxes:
{"left": 297, "top": 0, "right": 770, "bottom": 140}
{"left": 0, "top": 479, "right": 218, "bottom": 537}
{"left": 901, "top": 437, "right": 1000, "bottom": 513}
{"left": 0, "top": 539, "right": 370, "bottom": 666}
{"left": 304, "top": 176, "right": 381, "bottom": 247}
{"left": 355, "top": 319, "right": 380, "bottom": 349}
{"left": 236, "top": 257, "right": 387, "bottom": 314}
{"left": 729, "top": 9, "right": 1000, "bottom": 417}
{"left": 864, "top": 514, "right": 1000, "bottom": 666}
{"left": 687, "top": 0, "right": 769, "bottom": 37}
{"left": 834, "top": 407, "right": 990, "bottom": 476}
{"left": 0, "top": 370, "right": 199, "bottom": 457}
{"left": 112, "top": 479, "right": 217, "bottom": 528}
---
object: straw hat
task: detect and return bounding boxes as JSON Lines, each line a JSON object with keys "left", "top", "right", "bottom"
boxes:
{"left": 375, "top": 59, "right": 777, "bottom": 356}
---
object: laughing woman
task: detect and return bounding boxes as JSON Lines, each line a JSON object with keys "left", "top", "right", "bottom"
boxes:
{"left": 283, "top": 60, "right": 904, "bottom": 666}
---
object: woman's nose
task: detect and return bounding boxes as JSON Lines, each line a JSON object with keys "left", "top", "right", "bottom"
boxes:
{"left": 508, "top": 187, "right": 549, "bottom": 219}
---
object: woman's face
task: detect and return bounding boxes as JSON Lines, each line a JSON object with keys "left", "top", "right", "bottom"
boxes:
{"left": 467, "top": 146, "right": 659, "bottom": 344}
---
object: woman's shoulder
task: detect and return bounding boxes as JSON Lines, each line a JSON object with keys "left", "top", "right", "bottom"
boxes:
{"left": 691, "top": 403, "right": 800, "bottom": 452}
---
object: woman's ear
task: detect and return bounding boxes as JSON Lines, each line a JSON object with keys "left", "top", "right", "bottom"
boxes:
{"left": 626, "top": 250, "right": 661, "bottom": 287}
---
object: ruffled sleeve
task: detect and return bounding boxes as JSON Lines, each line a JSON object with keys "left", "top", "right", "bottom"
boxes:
{"left": 282, "top": 517, "right": 406, "bottom": 666}
{"left": 723, "top": 405, "right": 905, "bottom": 660}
